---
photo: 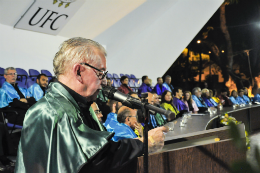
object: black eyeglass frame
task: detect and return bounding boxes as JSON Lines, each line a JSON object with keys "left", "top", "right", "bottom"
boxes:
{"left": 80, "top": 63, "right": 108, "bottom": 80}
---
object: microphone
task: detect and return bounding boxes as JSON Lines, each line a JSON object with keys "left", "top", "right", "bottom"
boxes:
{"left": 102, "top": 86, "right": 176, "bottom": 122}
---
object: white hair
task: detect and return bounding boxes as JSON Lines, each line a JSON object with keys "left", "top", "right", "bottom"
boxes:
{"left": 53, "top": 37, "right": 106, "bottom": 78}
{"left": 4, "top": 67, "right": 16, "bottom": 74}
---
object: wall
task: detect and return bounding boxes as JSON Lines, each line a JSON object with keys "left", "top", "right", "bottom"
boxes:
{"left": 0, "top": 23, "right": 67, "bottom": 75}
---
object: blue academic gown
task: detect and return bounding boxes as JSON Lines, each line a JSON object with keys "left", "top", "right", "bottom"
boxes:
{"left": 0, "top": 82, "right": 28, "bottom": 108}
{"left": 138, "top": 83, "right": 152, "bottom": 97}
{"left": 27, "top": 83, "right": 46, "bottom": 101}
{"left": 112, "top": 123, "right": 137, "bottom": 142}
{"left": 242, "top": 95, "right": 251, "bottom": 104}
{"left": 192, "top": 95, "right": 208, "bottom": 108}
{"left": 0, "top": 89, "right": 13, "bottom": 108}
{"left": 253, "top": 94, "right": 260, "bottom": 102}
{"left": 173, "top": 97, "right": 188, "bottom": 111}
{"left": 153, "top": 84, "right": 167, "bottom": 96}
{"left": 103, "top": 112, "right": 118, "bottom": 132}
{"left": 229, "top": 96, "right": 239, "bottom": 105}
{"left": 236, "top": 96, "right": 247, "bottom": 104}
{"left": 162, "top": 82, "right": 174, "bottom": 93}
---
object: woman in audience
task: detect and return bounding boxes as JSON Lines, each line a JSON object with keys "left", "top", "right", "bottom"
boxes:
{"left": 118, "top": 76, "right": 133, "bottom": 94}
{"left": 229, "top": 90, "right": 240, "bottom": 105}
{"left": 160, "top": 90, "right": 180, "bottom": 117}
{"left": 210, "top": 89, "right": 220, "bottom": 104}
{"left": 183, "top": 91, "right": 199, "bottom": 114}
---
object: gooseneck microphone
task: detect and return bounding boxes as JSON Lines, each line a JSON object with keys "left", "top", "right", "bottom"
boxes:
{"left": 102, "top": 86, "right": 176, "bottom": 122}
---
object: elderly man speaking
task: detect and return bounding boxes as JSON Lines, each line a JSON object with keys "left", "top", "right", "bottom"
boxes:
{"left": 15, "top": 38, "right": 167, "bottom": 173}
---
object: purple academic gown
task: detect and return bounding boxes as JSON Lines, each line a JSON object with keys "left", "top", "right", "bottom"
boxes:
{"left": 138, "top": 83, "right": 152, "bottom": 97}
{"left": 153, "top": 84, "right": 167, "bottom": 96}
{"left": 173, "top": 97, "right": 188, "bottom": 111}
{"left": 202, "top": 97, "right": 214, "bottom": 107}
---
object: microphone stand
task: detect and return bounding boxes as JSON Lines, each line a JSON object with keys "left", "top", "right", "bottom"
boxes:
{"left": 139, "top": 94, "right": 149, "bottom": 173}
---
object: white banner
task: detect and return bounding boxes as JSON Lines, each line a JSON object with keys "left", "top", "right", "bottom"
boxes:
{"left": 14, "top": 0, "right": 86, "bottom": 35}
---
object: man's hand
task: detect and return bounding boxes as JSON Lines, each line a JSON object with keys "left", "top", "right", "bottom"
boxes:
{"left": 135, "top": 122, "right": 143, "bottom": 137}
{"left": 20, "top": 98, "right": 28, "bottom": 103}
{"left": 147, "top": 126, "right": 169, "bottom": 153}
{"left": 112, "top": 103, "right": 116, "bottom": 113}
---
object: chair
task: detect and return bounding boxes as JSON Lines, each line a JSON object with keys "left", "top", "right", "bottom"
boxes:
{"left": 26, "top": 78, "right": 36, "bottom": 88}
{"left": 125, "top": 74, "right": 131, "bottom": 79}
{"left": 129, "top": 79, "right": 135, "bottom": 88}
{"left": 112, "top": 79, "right": 120, "bottom": 88}
{"left": 41, "top": 69, "right": 53, "bottom": 81}
{"left": 112, "top": 73, "right": 120, "bottom": 79}
{"left": 16, "top": 68, "right": 29, "bottom": 85}
{"left": 0, "top": 67, "right": 4, "bottom": 76}
{"left": 106, "top": 73, "right": 113, "bottom": 79}
{"left": 17, "top": 81, "right": 27, "bottom": 89}
{"left": 120, "top": 74, "right": 125, "bottom": 77}
{"left": 130, "top": 74, "right": 136, "bottom": 79}
{"left": 0, "top": 109, "right": 23, "bottom": 134}
{"left": 135, "top": 79, "right": 141, "bottom": 87}
{"left": 29, "top": 69, "right": 40, "bottom": 81}
{"left": 0, "top": 76, "right": 5, "bottom": 88}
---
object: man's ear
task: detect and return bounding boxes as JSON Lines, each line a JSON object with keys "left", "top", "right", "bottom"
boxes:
{"left": 73, "top": 64, "right": 83, "bottom": 83}
{"left": 36, "top": 79, "right": 39, "bottom": 84}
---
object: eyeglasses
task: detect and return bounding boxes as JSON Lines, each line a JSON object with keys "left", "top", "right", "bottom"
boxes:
{"left": 5, "top": 73, "right": 17, "bottom": 76}
{"left": 80, "top": 63, "right": 108, "bottom": 80}
{"left": 94, "top": 110, "right": 102, "bottom": 114}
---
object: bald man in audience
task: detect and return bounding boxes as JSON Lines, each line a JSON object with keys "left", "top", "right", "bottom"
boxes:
{"left": 113, "top": 106, "right": 167, "bottom": 153}
{"left": 0, "top": 67, "right": 36, "bottom": 125}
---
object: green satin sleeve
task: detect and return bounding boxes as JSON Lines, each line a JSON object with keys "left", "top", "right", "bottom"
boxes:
{"left": 15, "top": 82, "right": 113, "bottom": 173}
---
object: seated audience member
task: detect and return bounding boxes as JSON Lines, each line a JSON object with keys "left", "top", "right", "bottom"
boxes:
{"left": 241, "top": 88, "right": 251, "bottom": 104}
{"left": 104, "top": 100, "right": 118, "bottom": 132}
{"left": 253, "top": 88, "right": 260, "bottom": 103}
{"left": 229, "top": 90, "right": 240, "bottom": 105}
{"left": 218, "top": 88, "right": 232, "bottom": 107}
{"left": 27, "top": 74, "right": 48, "bottom": 101}
{"left": 106, "top": 78, "right": 112, "bottom": 87}
{"left": 160, "top": 90, "right": 179, "bottom": 118}
{"left": 118, "top": 76, "right": 133, "bottom": 94}
{"left": 147, "top": 92, "right": 167, "bottom": 129}
{"left": 201, "top": 88, "right": 218, "bottom": 107}
{"left": 192, "top": 87, "right": 208, "bottom": 112}
{"left": 112, "top": 107, "right": 139, "bottom": 142}
{"left": 0, "top": 67, "right": 36, "bottom": 125}
{"left": 153, "top": 77, "right": 167, "bottom": 97}
{"left": 183, "top": 91, "right": 199, "bottom": 113}
{"left": 113, "top": 107, "right": 167, "bottom": 153}
{"left": 0, "top": 122, "right": 15, "bottom": 171}
{"left": 237, "top": 89, "right": 247, "bottom": 105}
{"left": 172, "top": 87, "right": 188, "bottom": 114}
{"left": 96, "top": 82, "right": 110, "bottom": 122}
{"left": 91, "top": 102, "right": 103, "bottom": 123}
{"left": 163, "top": 75, "right": 174, "bottom": 92}
{"left": 152, "top": 92, "right": 160, "bottom": 106}
{"left": 138, "top": 76, "right": 152, "bottom": 97}
{"left": 210, "top": 89, "right": 220, "bottom": 104}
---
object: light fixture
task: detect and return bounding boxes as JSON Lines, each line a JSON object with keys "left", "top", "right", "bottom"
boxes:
{"left": 209, "top": 51, "right": 211, "bottom": 54}
{"left": 222, "top": 50, "right": 225, "bottom": 53}
{"left": 197, "top": 40, "right": 201, "bottom": 44}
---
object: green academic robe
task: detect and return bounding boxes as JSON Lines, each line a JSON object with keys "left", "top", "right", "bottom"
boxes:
{"left": 15, "top": 82, "right": 113, "bottom": 173}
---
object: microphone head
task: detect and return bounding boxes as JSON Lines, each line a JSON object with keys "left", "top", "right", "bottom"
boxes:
{"left": 164, "top": 110, "right": 176, "bottom": 122}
